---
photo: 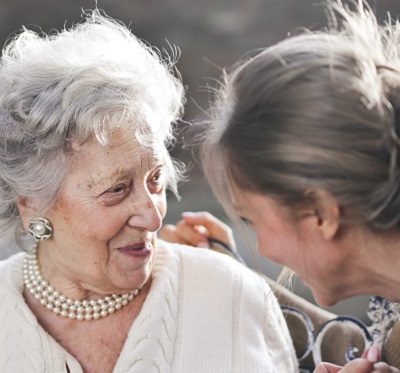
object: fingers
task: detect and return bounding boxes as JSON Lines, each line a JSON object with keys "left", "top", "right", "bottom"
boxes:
{"left": 372, "top": 363, "right": 400, "bottom": 373}
{"left": 159, "top": 222, "right": 208, "bottom": 248}
{"left": 181, "top": 211, "right": 229, "bottom": 235}
{"left": 182, "top": 211, "right": 236, "bottom": 249}
{"left": 363, "top": 345, "right": 397, "bottom": 372}
{"left": 175, "top": 219, "right": 209, "bottom": 247}
{"left": 337, "top": 359, "right": 373, "bottom": 372}
{"left": 314, "top": 362, "right": 342, "bottom": 373}
{"left": 314, "top": 359, "right": 374, "bottom": 373}
{"left": 159, "top": 224, "right": 186, "bottom": 245}
{"left": 161, "top": 211, "right": 237, "bottom": 250}
{"left": 314, "top": 359, "right": 399, "bottom": 373}
{"left": 366, "top": 345, "right": 380, "bottom": 363}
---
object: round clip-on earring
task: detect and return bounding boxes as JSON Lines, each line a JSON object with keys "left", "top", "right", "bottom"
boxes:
{"left": 28, "top": 217, "right": 53, "bottom": 241}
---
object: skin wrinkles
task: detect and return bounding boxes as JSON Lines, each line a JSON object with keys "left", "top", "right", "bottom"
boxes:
{"left": 87, "top": 166, "right": 130, "bottom": 196}
{"left": 21, "top": 127, "right": 168, "bottom": 301}
{"left": 86, "top": 142, "right": 167, "bottom": 198}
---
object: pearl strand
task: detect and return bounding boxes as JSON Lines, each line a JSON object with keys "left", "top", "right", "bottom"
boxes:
{"left": 23, "top": 246, "right": 140, "bottom": 321}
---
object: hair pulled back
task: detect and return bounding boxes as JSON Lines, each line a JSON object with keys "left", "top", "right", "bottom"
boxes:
{"left": 203, "top": 1, "right": 400, "bottom": 230}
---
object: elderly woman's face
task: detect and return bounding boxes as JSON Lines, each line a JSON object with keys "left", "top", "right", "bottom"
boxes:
{"left": 43, "top": 128, "right": 167, "bottom": 294}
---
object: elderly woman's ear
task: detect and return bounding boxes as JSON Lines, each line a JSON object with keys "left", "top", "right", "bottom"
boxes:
{"left": 16, "top": 197, "right": 41, "bottom": 230}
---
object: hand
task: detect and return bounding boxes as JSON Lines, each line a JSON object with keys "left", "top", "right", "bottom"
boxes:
{"left": 160, "top": 211, "right": 236, "bottom": 250}
{"left": 313, "top": 345, "right": 399, "bottom": 373}
{"left": 314, "top": 361, "right": 400, "bottom": 372}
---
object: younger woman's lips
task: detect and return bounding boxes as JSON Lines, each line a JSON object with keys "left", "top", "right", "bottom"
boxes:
{"left": 117, "top": 242, "right": 152, "bottom": 257}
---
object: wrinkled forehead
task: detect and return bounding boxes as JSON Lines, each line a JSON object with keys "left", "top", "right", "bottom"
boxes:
{"left": 71, "top": 127, "right": 168, "bottom": 177}
{"left": 129, "top": 137, "right": 168, "bottom": 170}
{"left": 74, "top": 125, "right": 166, "bottom": 153}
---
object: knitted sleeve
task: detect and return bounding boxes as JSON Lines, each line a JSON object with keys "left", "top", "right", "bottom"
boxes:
{"left": 262, "top": 282, "right": 299, "bottom": 371}
{"left": 169, "top": 243, "right": 299, "bottom": 372}
{"left": 230, "top": 260, "right": 299, "bottom": 373}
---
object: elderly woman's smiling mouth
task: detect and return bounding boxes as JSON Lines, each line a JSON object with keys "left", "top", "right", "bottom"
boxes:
{"left": 116, "top": 241, "right": 153, "bottom": 258}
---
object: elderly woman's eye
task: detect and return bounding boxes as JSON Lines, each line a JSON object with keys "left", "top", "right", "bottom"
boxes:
{"left": 152, "top": 172, "right": 161, "bottom": 182}
{"left": 100, "top": 182, "right": 132, "bottom": 205}
{"left": 147, "top": 169, "right": 165, "bottom": 193}
{"left": 107, "top": 184, "right": 127, "bottom": 194}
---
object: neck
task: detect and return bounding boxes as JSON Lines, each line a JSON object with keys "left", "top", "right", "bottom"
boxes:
{"left": 343, "top": 227, "right": 400, "bottom": 302}
{"left": 23, "top": 245, "right": 145, "bottom": 321}
{"left": 36, "top": 240, "right": 144, "bottom": 300}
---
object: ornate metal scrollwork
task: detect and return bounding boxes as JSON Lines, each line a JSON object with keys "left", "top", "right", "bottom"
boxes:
{"left": 281, "top": 305, "right": 373, "bottom": 372}
{"left": 281, "top": 295, "right": 400, "bottom": 371}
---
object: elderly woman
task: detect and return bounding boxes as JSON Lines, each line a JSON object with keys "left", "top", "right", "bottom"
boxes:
{"left": 0, "top": 12, "right": 298, "bottom": 373}
{"left": 162, "top": 1, "right": 400, "bottom": 373}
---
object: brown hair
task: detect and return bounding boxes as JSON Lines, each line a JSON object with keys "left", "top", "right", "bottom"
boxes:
{"left": 202, "top": 1, "right": 400, "bottom": 230}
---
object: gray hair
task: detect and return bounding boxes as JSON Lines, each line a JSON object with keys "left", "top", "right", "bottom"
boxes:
{"left": 202, "top": 1, "right": 400, "bottom": 231}
{"left": 0, "top": 11, "right": 185, "bottom": 248}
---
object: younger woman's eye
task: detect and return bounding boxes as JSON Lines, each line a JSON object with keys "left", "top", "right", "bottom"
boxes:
{"left": 240, "top": 216, "right": 253, "bottom": 226}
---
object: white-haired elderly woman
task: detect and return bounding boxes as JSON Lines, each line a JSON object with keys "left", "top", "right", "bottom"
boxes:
{"left": 0, "top": 12, "right": 298, "bottom": 373}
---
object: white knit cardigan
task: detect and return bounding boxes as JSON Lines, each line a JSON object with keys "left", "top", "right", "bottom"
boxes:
{"left": 0, "top": 241, "right": 298, "bottom": 372}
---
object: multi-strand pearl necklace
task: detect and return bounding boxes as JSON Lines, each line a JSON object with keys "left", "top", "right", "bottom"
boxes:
{"left": 23, "top": 246, "right": 140, "bottom": 321}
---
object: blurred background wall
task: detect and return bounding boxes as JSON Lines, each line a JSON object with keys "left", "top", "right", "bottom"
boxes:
{"left": 1, "top": 0, "right": 400, "bottom": 321}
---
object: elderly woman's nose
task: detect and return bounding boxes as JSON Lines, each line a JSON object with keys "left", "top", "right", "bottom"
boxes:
{"left": 127, "top": 194, "right": 163, "bottom": 232}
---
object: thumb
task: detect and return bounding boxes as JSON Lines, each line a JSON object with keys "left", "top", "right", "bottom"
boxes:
{"left": 338, "top": 358, "right": 374, "bottom": 373}
{"left": 314, "top": 362, "right": 342, "bottom": 373}
{"left": 159, "top": 224, "right": 184, "bottom": 244}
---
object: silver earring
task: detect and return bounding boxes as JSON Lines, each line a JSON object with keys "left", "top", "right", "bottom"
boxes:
{"left": 28, "top": 217, "right": 53, "bottom": 241}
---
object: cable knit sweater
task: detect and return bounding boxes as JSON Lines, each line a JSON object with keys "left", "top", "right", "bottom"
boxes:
{"left": 0, "top": 241, "right": 298, "bottom": 372}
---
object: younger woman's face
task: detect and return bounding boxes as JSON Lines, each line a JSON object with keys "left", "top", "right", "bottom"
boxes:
{"left": 234, "top": 191, "right": 301, "bottom": 266}
{"left": 233, "top": 189, "right": 350, "bottom": 306}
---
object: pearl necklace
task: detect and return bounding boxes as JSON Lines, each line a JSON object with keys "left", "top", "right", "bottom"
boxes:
{"left": 23, "top": 246, "right": 140, "bottom": 321}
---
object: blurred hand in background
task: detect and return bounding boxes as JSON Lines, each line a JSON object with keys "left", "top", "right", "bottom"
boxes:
{"left": 160, "top": 211, "right": 236, "bottom": 251}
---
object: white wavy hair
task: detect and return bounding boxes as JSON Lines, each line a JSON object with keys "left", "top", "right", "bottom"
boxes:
{"left": 0, "top": 10, "right": 185, "bottom": 248}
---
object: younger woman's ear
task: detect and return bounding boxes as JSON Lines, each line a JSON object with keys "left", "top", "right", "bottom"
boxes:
{"left": 308, "top": 189, "right": 340, "bottom": 241}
